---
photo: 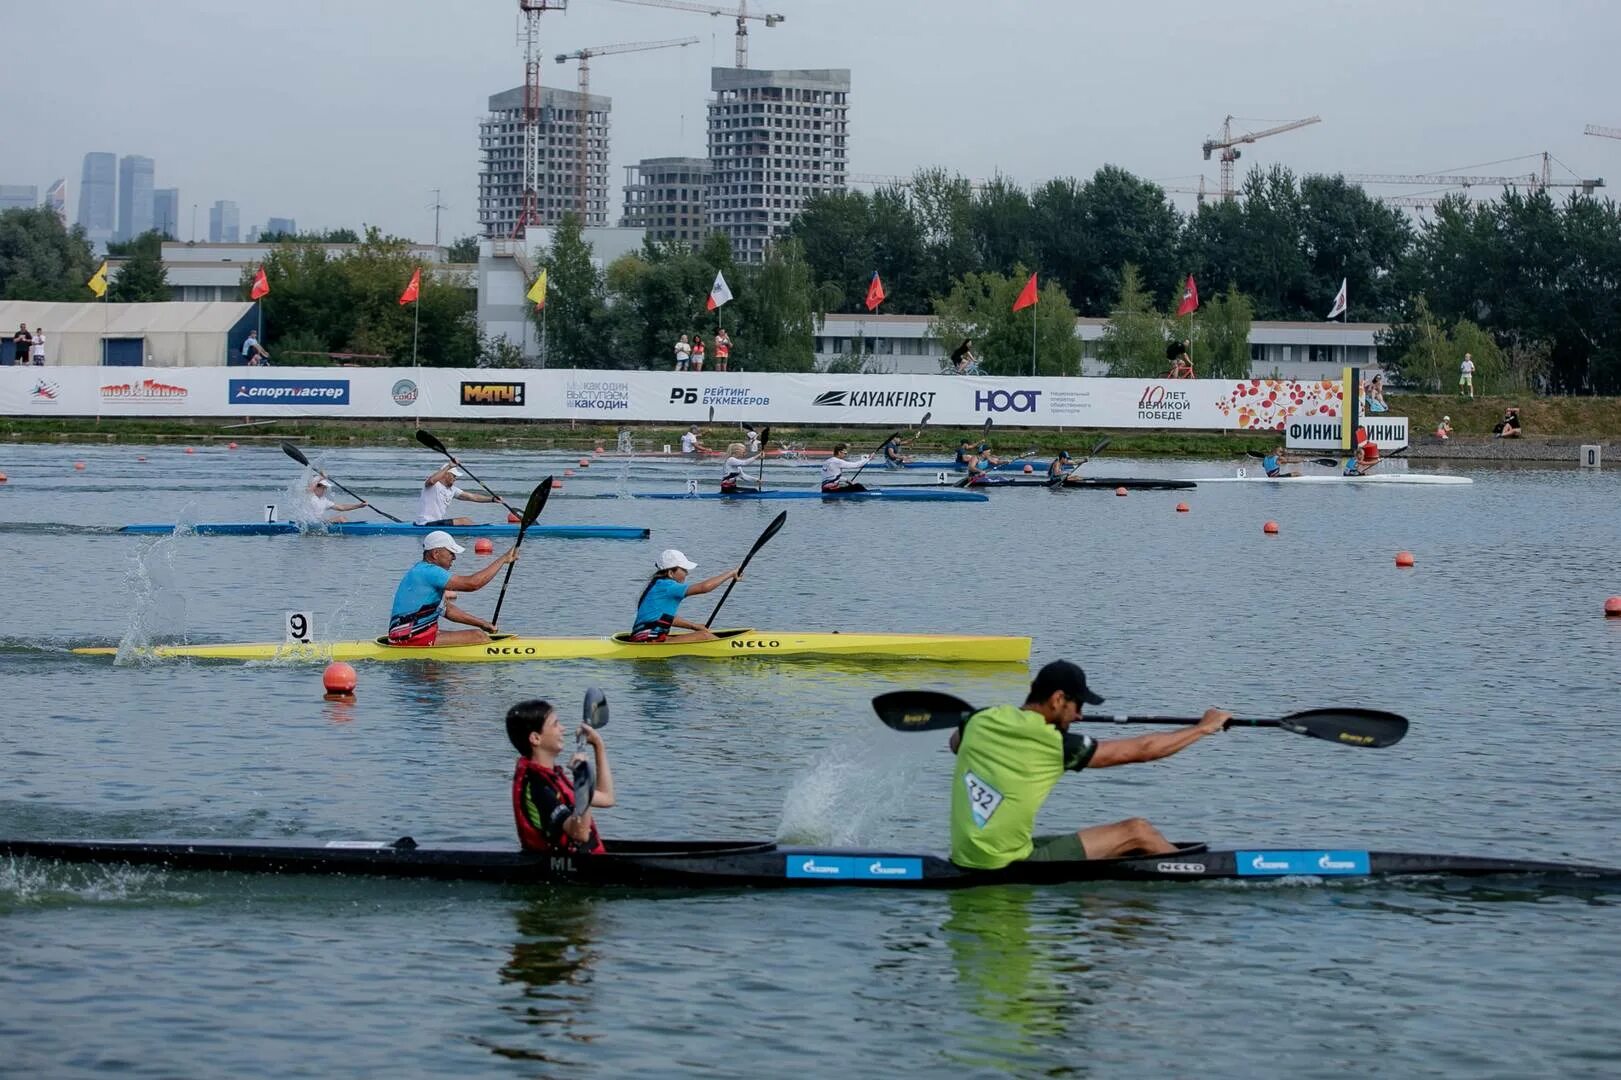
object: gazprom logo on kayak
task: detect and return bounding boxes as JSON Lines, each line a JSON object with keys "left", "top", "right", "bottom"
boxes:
{"left": 1137, "top": 385, "right": 1191, "bottom": 422}
{"left": 812, "top": 389, "right": 936, "bottom": 410}
{"left": 1236, "top": 850, "right": 1370, "bottom": 876}
{"left": 974, "top": 389, "right": 1041, "bottom": 414}
{"left": 230, "top": 379, "right": 350, "bottom": 405}
{"left": 785, "top": 855, "right": 923, "bottom": 880}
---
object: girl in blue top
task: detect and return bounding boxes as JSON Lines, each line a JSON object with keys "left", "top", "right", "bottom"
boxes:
{"left": 629, "top": 549, "right": 742, "bottom": 643}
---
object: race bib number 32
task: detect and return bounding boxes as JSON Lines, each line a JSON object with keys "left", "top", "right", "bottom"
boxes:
{"left": 963, "top": 770, "right": 1004, "bottom": 828}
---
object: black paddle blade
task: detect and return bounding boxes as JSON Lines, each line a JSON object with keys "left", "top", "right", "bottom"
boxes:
{"left": 281, "top": 441, "right": 311, "bottom": 467}
{"left": 1090, "top": 437, "right": 1110, "bottom": 457}
{"left": 758, "top": 425, "right": 770, "bottom": 448}
{"left": 520, "top": 478, "right": 553, "bottom": 529}
{"left": 582, "top": 686, "right": 608, "bottom": 730}
{"left": 415, "top": 428, "right": 448, "bottom": 455}
{"left": 917, "top": 411, "right": 931, "bottom": 430}
{"left": 571, "top": 759, "right": 597, "bottom": 818}
{"left": 1274, "top": 708, "right": 1408, "bottom": 748}
{"left": 748, "top": 509, "right": 789, "bottom": 558}
{"left": 872, "top": 689, "right": 976, "bottom": 732}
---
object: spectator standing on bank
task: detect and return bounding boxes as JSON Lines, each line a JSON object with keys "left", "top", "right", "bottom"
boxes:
{"left": 29, "top": 327, "right": 45, "bottom": 365}
{"left": 690, "top": 335, "right": 706, "bottom": 373}
{"left": 12, "top": 323, "right": 30, "bottom": 366}
{"left": 1459, "top": 353, "right": 1475, "bottom": 398}
{"left": 674, "top": 333, "right": 691, "bottom": 372}
{"left": 242, "top": 330, "right": 270, "bottom": 365}
{"left": 713, "top": 328, "right": 731, "bottom": 372}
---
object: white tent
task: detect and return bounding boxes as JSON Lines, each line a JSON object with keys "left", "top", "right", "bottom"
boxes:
{"left": 0, "top": 301, "right": 256, "bottom": 367}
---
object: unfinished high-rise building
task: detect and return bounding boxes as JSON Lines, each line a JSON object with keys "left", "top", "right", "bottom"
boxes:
{"left": 478, "top": 84, "right": 611, "bottom": 238}
{"left": 621, "top": 157, "right": 710, "bottom": 246}
{"left": 706, "top": 67, "right": 849, "bottom": 263}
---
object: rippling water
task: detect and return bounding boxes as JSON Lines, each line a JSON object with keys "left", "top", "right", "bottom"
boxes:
{"left": 1, "top": 441, "right": 1618, "bottom": 1077}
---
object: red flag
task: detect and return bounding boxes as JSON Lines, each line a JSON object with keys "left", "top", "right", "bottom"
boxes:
{"left": 1176, "top": 274, "right": 1199, "bottom": 316}
{"left": 1012, "top": 272, "right": 1038, "bottom": 312}
{"left": 398, "top": 267, "right": 421, "bottom": 306}
{"left": 864, "top": 271, "right": 886, "bottom": 312}
{"left": 249, "top": 266, "right": 270, "bottom": 300}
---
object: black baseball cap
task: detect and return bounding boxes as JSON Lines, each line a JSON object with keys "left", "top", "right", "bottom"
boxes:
{"left": 1028, "top": 660, "right": 1104, "bottom": 705}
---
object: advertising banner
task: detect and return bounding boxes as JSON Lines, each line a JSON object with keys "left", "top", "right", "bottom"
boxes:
{"left": 0, "top": 368, "right": 1349, "bottom": 431}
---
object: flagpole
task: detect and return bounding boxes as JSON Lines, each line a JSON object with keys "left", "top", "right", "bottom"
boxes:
{"left": 411, "top": 294, "right": 420, "bottom": 369}
{"left": 1030, "top": 301, "right": 1036, "bottom": 377}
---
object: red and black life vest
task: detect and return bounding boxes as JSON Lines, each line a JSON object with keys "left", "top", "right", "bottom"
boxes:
{"left": 511, "top": 757, "right": 604, "bottom": 854}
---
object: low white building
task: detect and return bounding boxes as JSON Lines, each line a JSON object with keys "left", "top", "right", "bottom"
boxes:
{"left": 813, "top": 313, "right": 1387, "bottom": 379}
{"left": 0, "top": 300, "right": 257, "bottom": 366}
{"left": 160, "top": 241, "right": 468, "bottom": 303}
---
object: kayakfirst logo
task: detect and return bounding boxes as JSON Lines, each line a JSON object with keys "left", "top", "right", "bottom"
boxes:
{"left": 974, "top": 388, "right": 1041, "bottom": 414}
{"left": 812, "top": 389, "right": 936, "bottom": 410}
{"left": 785, "top": 855, "right": 923, "bottom": 880}
{"left": 1137, "top": 384, "right": 1191, "bottom": 422}
{"left": 230, "top": 379, "right": 350, "bottom": 405}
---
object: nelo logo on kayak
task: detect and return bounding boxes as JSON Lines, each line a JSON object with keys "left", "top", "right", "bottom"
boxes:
{"left": 1155, "top": 862, "right": 1207, "bottom": 874}
{"left": 812, "top": 389, "right": 936, "bottom": 410}
{"left": 974, "top": 389, "right": 1041, "bottom": 414}
{"left": 730, "top": 638, "right": 781, "bottom": 649}
{"left": 1137, "top": 385, "right": 1190, "bottom": 422}
{"left": 485, "top": 644, "right": 540, "bottom": 656}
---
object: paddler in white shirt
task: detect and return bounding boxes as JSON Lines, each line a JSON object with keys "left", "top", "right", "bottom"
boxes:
{"left": 303, "top": 477, "right": 365, "bottom": 523}
{"left": 820, "top": 442, "right": 870, "bottom": 493}
{"left": 680, "top": 426, "right": 709, "bottom": 456}
{"left": 720, "top": 442, "right": 762, "bottom": 493}
{"left": 415, "top": 462, "right": 499, "bottom": 527}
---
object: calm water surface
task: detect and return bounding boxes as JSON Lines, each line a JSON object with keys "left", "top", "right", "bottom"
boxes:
{"left": 1, "top": 442, "right": 1617, "bottom": 1077}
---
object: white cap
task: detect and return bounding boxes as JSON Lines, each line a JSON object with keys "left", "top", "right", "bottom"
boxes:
{"left": 656, "top": 549, "right": 697, "bottom": 571}
{"left": 1442, "top": 415, "right": 1450, "bottom": 422}
{"left": 423, "top": 530, "right": 465, "bottom": 554}
{"left": 447, "top": 465, "right": 464, "bottom": 478}
{"left": 312, "top": 477, "right": 331, "bottom": 488}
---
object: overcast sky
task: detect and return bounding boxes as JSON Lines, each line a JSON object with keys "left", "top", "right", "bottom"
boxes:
{"left": 4, "top": 0, "right": 1615, "bottom": 242}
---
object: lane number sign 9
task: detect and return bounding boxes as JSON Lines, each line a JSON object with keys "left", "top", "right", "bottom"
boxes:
{"left": 285, "top": 611, "right": 313, "bottom": 643}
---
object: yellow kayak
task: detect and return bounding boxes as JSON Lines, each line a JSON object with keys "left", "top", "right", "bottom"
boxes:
{"left": 72, "top": 628, "right": 1031, "bottom": 664}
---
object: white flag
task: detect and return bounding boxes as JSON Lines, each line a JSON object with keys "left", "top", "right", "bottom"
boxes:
{"left": 706, "top": 270, "right": 733, "bottom": 311}
{"left": 1326, "top": 278, "right": 1348, "bottom": 320}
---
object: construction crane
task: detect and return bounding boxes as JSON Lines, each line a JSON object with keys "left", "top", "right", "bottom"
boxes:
{"left": 1586, "top": 124, "right": 1621, "bottom": 141}
{"left": 512, "top": 0, "right": 570, "bottom": 240}
{"left": 608, "top": 0, "right": 784, "bottom": 69}
{"left": 555, "top": 37, "right": 699, "bottom": 220}
{"left": 1345, "top": 154, "right": 1604, "bottom": 194}
{"left": 1201, "top": 115, "right": 1322, "bottom": 202}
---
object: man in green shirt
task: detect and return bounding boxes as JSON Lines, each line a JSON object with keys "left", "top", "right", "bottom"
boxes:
{"left": 949, "top": 660, "right": 1231, "bottom": 869}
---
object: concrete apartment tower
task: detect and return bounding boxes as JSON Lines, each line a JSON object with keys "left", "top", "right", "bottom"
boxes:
{"left": 0, "top": 185, "right": 37, "bottom": 212}
{"left": 76, "top": 152, "right": 117, "bottom": 248}
{"left": 208, "top": 200, "right": 240, "bottom": 243}
{"left": 117, "top": 155, "right": 155, "bottom": 242}
{"left": 265, "top": 217, "right": 297, "bottom": 237}
{"left": 478, "top": 85, "right": 611, "bottom": 238}
{"left": 153, "top": 188, "right": 180, "bottom": 240}
{"left": 621, "top": 157, "right": 711, "bottom": 246}
{"left": 706, "top": 67, "right": 849, "bottom": 263}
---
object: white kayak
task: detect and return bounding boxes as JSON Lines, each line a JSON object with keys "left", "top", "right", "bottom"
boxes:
{"left": 1194, "top": 473, "right": 1473, "bottom": 485}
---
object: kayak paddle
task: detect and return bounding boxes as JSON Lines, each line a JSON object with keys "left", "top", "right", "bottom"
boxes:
{"left": 704, "top": 509, "right": 788, "bottom": 627}
{"left": 872, "top": 689, "right": 1408, "bottom": 748}
{"left": 488, "top": 478, "right": 553, "bottom": 630}
{"left": 571, "top": 686, "right": 608, "bottom": 817}
{"left": 841, "top": 429, "right": 904, "bottom": 488}
{"left": 280, "top": 442, "right": 403, "bottom": 522}
{"left": 755, "top": 425, "right": 771, "bottom": 491}
{"left": 415, "top": 428, "right": 517, "bottom": 517}
{"left": 1049, "top": 436, "right": 1111, "bottom": 488}
{"left": 955, "top": 417, "right": 997, "bottom": 487}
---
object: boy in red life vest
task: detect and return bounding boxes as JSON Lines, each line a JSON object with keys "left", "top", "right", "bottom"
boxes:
{"left": 507, "top": 699, "right": 615, "bottom": 853}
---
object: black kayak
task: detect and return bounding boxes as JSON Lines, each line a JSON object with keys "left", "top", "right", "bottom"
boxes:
{"left": 4, "top": 836, "right": 1616, "bottom": 889}
{"left": 962, "top": 476, "right": 1197, "bottom": 491}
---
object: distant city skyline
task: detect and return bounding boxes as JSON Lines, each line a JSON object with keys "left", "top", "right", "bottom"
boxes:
{"left": 5, "top": 2, "right": 1618, "bottom": 245}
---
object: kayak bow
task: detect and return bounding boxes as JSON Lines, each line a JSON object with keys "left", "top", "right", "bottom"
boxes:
{"left": 119, "top": 522, "right": 650, "bottom": 539}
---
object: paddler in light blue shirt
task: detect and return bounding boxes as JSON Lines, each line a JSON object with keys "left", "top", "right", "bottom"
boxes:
{"left": 1261, "top": 446, "right": 1299, "bottom": 478}
{"left": 387, "top": 531, "right": 516, "bottom": 647}
{"left": 628, "top": 549, "right": 742, "bottom": 643}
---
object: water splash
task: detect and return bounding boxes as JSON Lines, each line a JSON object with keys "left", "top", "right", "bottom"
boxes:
{"left": 116, "top": 533, "right": 188, "bottom": 661}
{"left": 776, "top": 744, "right": 930, "bottom": 846}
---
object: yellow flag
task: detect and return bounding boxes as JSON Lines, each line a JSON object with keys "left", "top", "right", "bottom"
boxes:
{"left": 88, "top": 261, "right": 109, "bottom": 298}
{"left": 527, "top": 269, "right": 547, "bottom": 309}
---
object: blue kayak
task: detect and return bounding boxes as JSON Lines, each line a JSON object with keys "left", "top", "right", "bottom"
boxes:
{"left": 119, "top": 522, "right": 650, "bottom": 539}
{"left": 588, "top": 488, "right": 987, "bottom": 503}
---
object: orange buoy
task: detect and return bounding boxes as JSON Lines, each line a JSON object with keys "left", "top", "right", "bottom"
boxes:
{"left": 1395, "top": 551, "right": 1416, "bottom": 568}
{"left": 1605, "top": 596, "right": 1621, "bottom": 618}
{"left": 578, "top": 457, "right": 590, "bottom": 468}
{"left": 136, "top": 455, "right": 147, "bottom": 462}
{"left": 474, "top": 538, "right": 494, "bottom": 555}
{"left": 74, "top": 461, "right": 86, "bottom": 470}
{"left": 1114, "top": 486, "right": 1128, "bottom": 496}
{"left": 228, "top": 441, "right": 239, "bottom": 450}
{"left": 0, "top": 472, "right": 7, "bottom": 483}
{"left": 1023, "top": 464, "right": 1034, "bottom": 474}
{"left": 551, "top": 479, "right": 563, "bottom": 490}
{"left": 507, "top": 511, "right": 521, "bottom": 523}
{"left": 185, "top": 447, "right": 196, "bottom": 454}
{"left": 1263, "top": 520, "right": 1280, "bottom": 535}
{"left": 1175, "top": 502, "right": 1189, "bottom": 513}
{"left": 564, "top": 468, "right": 574, "bottom": 477}
{"left": 322, "top": 662, "right": 357, "bottom": 696}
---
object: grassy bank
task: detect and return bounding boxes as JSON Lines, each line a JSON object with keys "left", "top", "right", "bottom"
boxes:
{"left": 2, "top": 394, "right": 1615, "bottom": 456}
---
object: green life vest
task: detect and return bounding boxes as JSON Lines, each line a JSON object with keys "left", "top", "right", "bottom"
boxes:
{"left": 949, "top": 704, "right": 1096, "bottom": 870}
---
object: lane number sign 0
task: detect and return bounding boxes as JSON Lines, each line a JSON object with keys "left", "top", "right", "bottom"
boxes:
{"left": 286, "top": 611, "right": 313, "bottom": 643}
